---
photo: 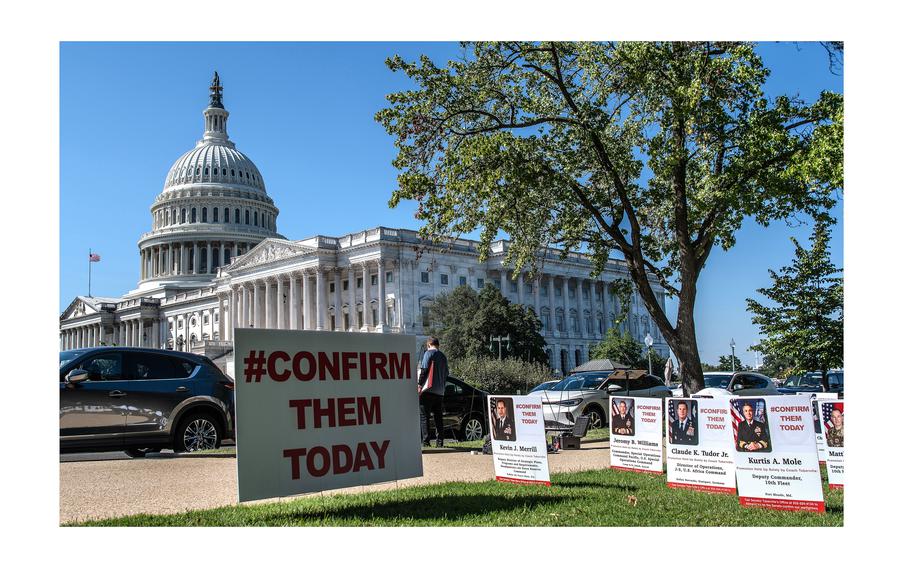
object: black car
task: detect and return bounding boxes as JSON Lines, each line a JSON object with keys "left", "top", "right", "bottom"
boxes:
{"left": 60, "top": 347, "right": 235, "bottom": 457}
{"left": 423, "top": 376, "right": 489, "bottom": 441}
{"left": 778, "top": 371, "right": 844, "bottom": 395}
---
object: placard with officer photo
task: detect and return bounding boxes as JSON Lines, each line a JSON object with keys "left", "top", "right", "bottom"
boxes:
{"left": 817, "top": 398, "right": 844, "bottom": 489}
{"left": 731, "top": 396, "right": 825, "bottom": 513}
{"left": 488, "top": 395, "right": 550, "bottom": 486}
{"left": 812, "top": 393, "right": 838, "bottom": 463}
{"left": 609, "top": 396, "right": 663, "bottom": 474}
{"left": 666, "top": 397, "right": 736, "bottom": 494}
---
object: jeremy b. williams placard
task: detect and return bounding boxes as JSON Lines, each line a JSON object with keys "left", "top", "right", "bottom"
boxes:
{"left": 609, "top": 396, "right": 663, "bottom": 474}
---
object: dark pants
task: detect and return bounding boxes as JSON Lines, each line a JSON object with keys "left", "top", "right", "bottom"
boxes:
{"left": 420, "top": 392, "right": 444, "bottom": 443}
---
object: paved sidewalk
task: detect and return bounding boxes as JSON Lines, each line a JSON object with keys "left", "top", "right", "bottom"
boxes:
{"left": 60, "top": 441, "right": 612, "bottom": 524}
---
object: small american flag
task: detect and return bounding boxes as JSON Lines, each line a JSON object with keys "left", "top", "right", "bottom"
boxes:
{"left": 821, "top": 401, "right": 844, "bottom": 432}
{"left": 731, "top": 399, "right": 766, "bottom": 444}
{"left": 89, "top": 253, "right": 101, "bottom": 262}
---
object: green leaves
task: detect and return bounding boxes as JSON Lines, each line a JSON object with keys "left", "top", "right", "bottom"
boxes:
{"left": 746, "top": 220, "right": 843, "bottom": 377}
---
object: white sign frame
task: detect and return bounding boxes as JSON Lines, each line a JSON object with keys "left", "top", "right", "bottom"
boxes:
{"left": 609, "top": 396, "right": 664, "bottom": 474}
{"left": 665, "top": 397, "right": 737, "bottom": 494}
{"left": 489, "top": 395, "right": 550, "bottom": 486}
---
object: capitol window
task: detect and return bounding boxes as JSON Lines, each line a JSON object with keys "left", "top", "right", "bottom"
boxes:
{"left": 371, "top": 274, "right": 378, "bottom": 286}
{"left": 386, "top": 271, "right": 393, "bottom": 283}
{"left": 459, "top": 276, "right": 467, "bottom": 286}
{"left": 254, "top": 211, "right": 258, "bottom": 226}
{"left": 245, "top": 210, "right": 250, "bottom": 224}
{"left": 191, "top": 208, "right": 197, "bottom": 223}
{"left": 476, "top": 278, "right": 484, "bottom": 288}
{"left": 440, "top": 274, "right": 448, "bottom": 286}
{"left": 202, "top": 208, "right": 207, "bottom": 222}
{"left": 181, "top": 209, "right": 186, "bottom": 223}
{"left": 357, "top": 277, "right": 363, "bottom": 289}
{"left": 222, "top": 168, "right": 227, "bottom": 176}
{"left": 224, "top": 208, "right": 229, "bottom": 223}
{"left": 343, "top": 280, "right": 349, "bottom": 291}
{"left": 329, "top": 282, "right": 335, "bottom": 293}
{"left": 213, "top": 208, "right": 218, "bottom": 222}
{"left": 231, "top": 169, "right": 235, "bottom": 176}
{"left": 234, "top": 209, "right": 240, "bottom": 223}
{"left": 420, "top": 272, "right": 429, "bottom": 284}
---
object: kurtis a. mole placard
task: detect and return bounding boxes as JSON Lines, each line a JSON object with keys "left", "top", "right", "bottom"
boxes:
{"left": 234, "top": 329, "right": 423, "bottom": 501}
{"left": 731, "top": 396, "right": 824, "bottom": 513}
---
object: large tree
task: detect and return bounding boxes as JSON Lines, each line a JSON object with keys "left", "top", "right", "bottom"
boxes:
{"left": 377, "top": 42, "right": 842, "bottom": 393}
{"left": 746, "top": 221, "right": 843, "bottom": 391}
{"left": 589, "top": 328, "right": 644, "bottom": 367}
{"left": 428, "top": 284, "right": 548, "bottom": 364}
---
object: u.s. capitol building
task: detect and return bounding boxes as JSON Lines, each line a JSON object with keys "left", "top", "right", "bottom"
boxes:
{"left": 60, "top": 74, "right": 669, "bottom": 376}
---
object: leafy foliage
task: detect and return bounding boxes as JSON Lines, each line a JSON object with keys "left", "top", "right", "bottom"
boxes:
{"left": 703, "top": 354, "right": 749, "bottom": 372}
{"left": 589, "top": 328, "right": 644, "bottom": 367}
{"left": 746, "top": 221, "right": 843, "bottom": 388}
{"left": 428, "top": 284, "right": 548, "bottom": 364}
{"left": 377, "top": 42, "right": 843, "bottom": 392}
{"left": 450, "top": 356, "right": 555, "bottom": 395}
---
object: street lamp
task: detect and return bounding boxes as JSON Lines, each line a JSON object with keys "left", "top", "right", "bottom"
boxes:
{"left": 730, "top": 338, "right": 736, "bottom": 372}
{"left": 645, "top": 333, "right": 653, "bottom": 375}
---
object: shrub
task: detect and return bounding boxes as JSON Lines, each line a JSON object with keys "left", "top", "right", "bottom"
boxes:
{"left": 450, "top": 356, "right": 555, "bottom": 395}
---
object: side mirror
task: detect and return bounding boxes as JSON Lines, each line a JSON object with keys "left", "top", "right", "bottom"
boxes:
{"left": 66, "top": 369, "right": 90, "bottom": 385}
{"left": 607, "top": 384, "right": 623, "bottom": 393}
{"left": 732, "top": 383, "right": 744, "bottom": 391}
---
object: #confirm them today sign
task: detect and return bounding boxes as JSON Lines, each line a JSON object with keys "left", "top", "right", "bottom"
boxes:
{"left": 609, "top": 396, "right": 664, "bottom": 474}
{"left": 233, "top": 329, "right": 423, "bottom": 502}
{"left": 488, "top": 395, "right": 550, "bottom": 485}
{"left": 731, "top": 396, "right": 825, "bottom": 513}
{"left": 665, "top": 397, "right": 737, "bottom": 494}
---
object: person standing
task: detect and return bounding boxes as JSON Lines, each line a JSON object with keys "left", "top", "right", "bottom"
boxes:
{"left": 418, "top": 336, "right": 448, "bottom": 447}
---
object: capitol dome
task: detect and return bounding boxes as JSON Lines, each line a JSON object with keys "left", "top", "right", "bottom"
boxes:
{"left": 136, "top": 72, "right": 282, "bottom": 289}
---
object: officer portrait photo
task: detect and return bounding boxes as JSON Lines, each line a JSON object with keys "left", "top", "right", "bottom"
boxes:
{"left": 732, "top": 399, "right": 772, "bottom": 452}
{"left": 668, "top": 399, "right": 698, "bottom": 446}
{"left": 490, "top": 397, "right": 517, "bottom": 442}
{"left": 823, "top": 402, "right": 844, "bottom": 448}
{"left": 611, "top": 398, "right": 635, "bottom": 437}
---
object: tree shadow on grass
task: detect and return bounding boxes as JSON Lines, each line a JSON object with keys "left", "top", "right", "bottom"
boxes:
{"left": 259, "top": 493, "right": 571, "bottom": 524}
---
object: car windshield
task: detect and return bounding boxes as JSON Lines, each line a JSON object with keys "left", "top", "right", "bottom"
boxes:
{"left": 59, "top": 350, "right": 84, "bottom": 369}
{"left": 704, "top": 374, "right": 732, "bottom": 388}
{"left": 550, "top": 374, "right": 606, "bottom": 391}
{"left": 530, "top": 382, "right": 555, "bottom": 392}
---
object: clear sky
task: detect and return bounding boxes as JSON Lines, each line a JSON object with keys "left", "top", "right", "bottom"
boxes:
{"left": 60, "top": 41, "right": 842, "bottom": 365}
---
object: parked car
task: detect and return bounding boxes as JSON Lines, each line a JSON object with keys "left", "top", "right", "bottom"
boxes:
{"left": 778, "top": 371, "right": 844, "bottom": 395}
{"left": 529, "top": 380, "right": 559, "bottom": 393}
{"left": 60, "top": 347, "right": 235, "bottom": 457}
{"left": 528, "top": 370, "right": 671, "bottom": 433}
{"left": 693, "top": 371, "right": 779, "bottom": 398}
{"left": 423, "top": 376, "right": 489, "bottom": 441}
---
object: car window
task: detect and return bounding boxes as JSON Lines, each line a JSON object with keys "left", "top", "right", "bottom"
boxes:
{"left": 125, "top": 353, "right": 183, "bottom": 380}
{"left": 171, "top": 358, "right": 197, "bottom": 379}
{"left": 645, "top": 376, "right": 665, "bottom": 388}
{"left": 737, "top": 374, "right": 767, "bottom": 389}
{"left": 628, "top": 377, "right": 650, "bottom": 390}
{"left": 704, "top": 374, "right": 733, "bottom": 388}
{"left": 828, "top": 372, "right": 844, "bottom": 386}
{"left": 78, "top": 353, "right": 123, "bottom": 380}
{"left": 551, "top": 375, "right": 604, "bottom": 391}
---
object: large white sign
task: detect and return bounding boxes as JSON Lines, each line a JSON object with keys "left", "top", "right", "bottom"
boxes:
{"left": 489, "top": 395, "right": 550, "bottom": 485}
{"left": 817, "top": 398, "right": 844, "bottom": 489}
{"left": 665, "top": 397, "right": 737, "bottom": 494}
{"left": 233, "top": 329, "right": 423, "bottom": 502}
{"left": 609, "top": 396, "right": 663, "bottom": 474}
{"left": 812, "top": 393, "right": 839, "bottom": 463}
{"left": 731, "top": 396, "right": 825, "bottom": 513}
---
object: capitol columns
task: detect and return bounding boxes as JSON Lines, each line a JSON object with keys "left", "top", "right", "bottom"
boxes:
{"left": 315, "top": 267, "right": 326, "bottom": 331}
{"left": 206, "top": 242, "right": 213, "bottom": 274}
{"left": 500, "top": 268, "right": 509, "bottom": 297}
{"left": 533, "top": 274, "right": 541, "bottom": 316}
{"left": 376, "top": 257, "right": 386, "bottom": 330}
{"left": 333, "top": 268, "right": 343, "bottom": 331}
{"left": 264, "top": 277, "right": 274, "bottom": 329}
{"left": 576, "top": 276, "right": 584, "bottom": 338}
{"left": 547, "top": 275, "right": 557, "bottom": 335}
{"left": 517, "top": 270, "right": 525, "bottom": 305}
{"left": 151, "top": 318, "right": 160, "bottom": 349}
{"left": 193, "top": 242, "right": 200, "bottom": 275}
{"left": 217, "top": 292, "right": 226, "bottom": 340}
{"left": 361, "top": 262, "right": 371, "bottom": 331}
{"left": 252, "top": 280, "right": 262, "bottom": 328}
{"left": 302, "top": 269, "right": 312, "bottom": 330}
{"left": 347, "top": 263, "right": 357, "bottom": 331}
{"left": 276, "top": 275, "right": 286, "bottom": 330}
{"left": 288, "top": 271, "right": 300, "bottom": 330}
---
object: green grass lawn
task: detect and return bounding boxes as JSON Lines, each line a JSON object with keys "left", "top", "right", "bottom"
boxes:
{"left": 72, "top": 467, "right": 843, "bottom": 527}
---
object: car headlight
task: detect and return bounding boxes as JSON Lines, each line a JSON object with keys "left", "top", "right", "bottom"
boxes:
{"left": 550, "top": 398, "right": 583, "bottom": 407}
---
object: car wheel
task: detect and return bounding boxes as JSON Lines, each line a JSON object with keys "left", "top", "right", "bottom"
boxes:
{"left": 582, "top": 405, "right": 606, "bottom": 432}
{"left": 174, "top": 412, "right": 221, "bottom": 453}
{"left": 460, "top": 414, "right": 485, "bottom": 442}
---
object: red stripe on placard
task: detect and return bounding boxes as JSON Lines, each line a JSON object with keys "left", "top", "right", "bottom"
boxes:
{"left": 495, "top": 476, "right": 551, "bottom": 486}
{"left": 667, "top": 482, "right": 737, "bottom": 495}
{"left": 829, "top": 484, "right": 843, "bottom": 490}
{"left": 739, "top": 496, "right": 825, "bottom": 513}
{"left": 611, "top": 465, "right": 663, "bottom": 475}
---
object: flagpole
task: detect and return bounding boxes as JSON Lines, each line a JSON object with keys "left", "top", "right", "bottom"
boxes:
{"left": 88, "top": 248, "right": 92, "bottom": 298}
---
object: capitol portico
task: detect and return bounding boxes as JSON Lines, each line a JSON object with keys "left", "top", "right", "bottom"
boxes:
{"left": 60, "top": 73, "right": 669, "bottom": 376}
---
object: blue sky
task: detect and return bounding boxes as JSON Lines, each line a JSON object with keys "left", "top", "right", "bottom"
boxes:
{"left": 60, "top": 41, "right": 842, "bottom": 365}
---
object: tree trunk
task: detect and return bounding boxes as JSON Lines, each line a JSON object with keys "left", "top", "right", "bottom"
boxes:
{"left": 820, "top": 366, "right": 830, "bottom": 393}
{"left": 671, "top": 307, "right": 704, "bottom": 396}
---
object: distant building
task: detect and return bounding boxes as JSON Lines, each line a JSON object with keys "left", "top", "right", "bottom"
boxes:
{"left": 60, "top": 74, "right": 669, "bottom": 375}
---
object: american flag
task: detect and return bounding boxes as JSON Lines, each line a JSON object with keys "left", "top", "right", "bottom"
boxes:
{"left": 611, "top": 398, "right": 634, "bottom": 419}
{"left": 821, "top": 401, "right": 844, "bottom": 432}
{"left": 731, "top": 399, "right": 766, "bottom": 444}
{"left": 89, "top": 253, "right": 101, "bottom": 262}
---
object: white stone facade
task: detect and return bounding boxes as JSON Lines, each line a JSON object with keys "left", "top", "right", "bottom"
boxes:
{"left": 60, "top": 74, "right": 669, "bottom": 375}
